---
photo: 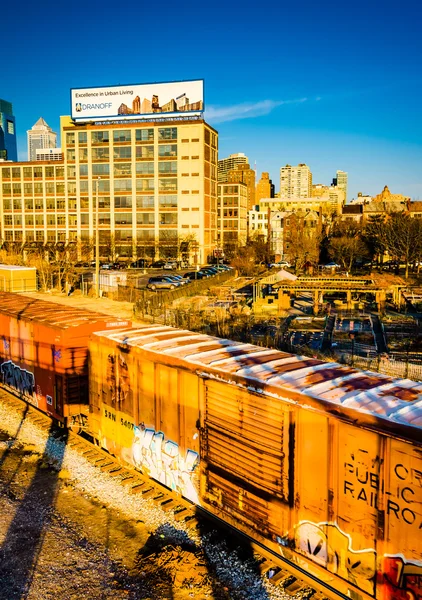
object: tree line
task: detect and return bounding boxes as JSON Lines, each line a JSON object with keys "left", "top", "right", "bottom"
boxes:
{"left": 230, "top": 212, "right": 422, "bottom": 278}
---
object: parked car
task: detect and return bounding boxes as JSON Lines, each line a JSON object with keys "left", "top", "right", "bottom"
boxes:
{"left": 146, "top": 276, "right": 181, "bottom": 291}
{"left": 269, "top": 261, "right": 291, "bottom": 268}
{"left": 130, "top": 259, "right": 150, "bottom": 269}
{"left": 322, "top": 262, "right": 341, "bottom": 269}
{"left": 184, "top": 271, "right": 208, "bottom": 280}
{"left": 100, "top": 263, "right": 114, "bottom": 270}
{"left": 112, "top": 262, "right": 127, "bottom": 270}
{"left": 166, "top": 274, "right": 190, "bottom": 285}
{"left": 201, "top": 267, "right": 219, "bottom": 276}
{"left": 151, "top": 260, "right": 167, "bottom": 269}
{"left": 163, "top": 262, "right": 177, "bottom": 270}
{"left": 75, "top": 261, "right": 90, "bottom": 268}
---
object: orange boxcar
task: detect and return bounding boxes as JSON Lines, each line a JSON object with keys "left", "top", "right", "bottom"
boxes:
{"left": 0, "top": 292, "right": 130, "bottom": 425}
{"left": 89, "top": 325, "right": 422, "bottom": 600}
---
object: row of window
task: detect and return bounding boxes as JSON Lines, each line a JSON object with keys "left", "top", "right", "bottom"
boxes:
{"left": 2, "top": 195, "right": 180, "bottom": 211}
{"left": 1, "top": 166, "right": 65, "bottom": 180}
{"left": 3, "top": 183, "right": 66, "bottom": 195}
{"left": 78, "top": 161, "right": 179, "bottom": 177}
{"left": 66, "top": 128, "right": 177, "bottom": 146}
{"left": 67, "top": 144, "right": 178, "bottom": 162}
{"left": 2, "top": 230, "right": 179, "bottom": 242}
{"left": 5, "top": 213, "right": 178, "bottom": 226}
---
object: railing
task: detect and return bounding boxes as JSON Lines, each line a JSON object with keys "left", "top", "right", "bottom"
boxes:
{"left": 128, "top": 271, "right": 234, "bottom": 316}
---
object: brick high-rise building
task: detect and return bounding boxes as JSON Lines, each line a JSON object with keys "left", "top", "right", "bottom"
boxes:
{"left": 256, "top": 172, "right": 274, "bottom": 203}
{"left": 227, "top": 163, "right": 256, "bottom": 210}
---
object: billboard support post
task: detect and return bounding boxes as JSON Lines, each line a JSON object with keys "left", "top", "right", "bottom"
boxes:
{"left": 95, "top": 177, "right": 100, "bottom": 299}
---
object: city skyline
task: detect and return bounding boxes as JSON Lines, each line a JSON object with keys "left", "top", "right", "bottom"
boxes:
{"left": 2, "top": 0, "right": 421, "bottom": 200}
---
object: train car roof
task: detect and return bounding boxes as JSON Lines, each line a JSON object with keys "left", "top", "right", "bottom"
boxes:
{"left": 94, "top": 325, "right": 422, "bottom": 440}
{"left": 0, "top": 292, "right": 130, "bottom": 331}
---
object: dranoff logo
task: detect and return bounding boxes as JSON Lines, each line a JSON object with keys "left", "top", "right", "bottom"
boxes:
{"left": 75, "top": 102, "right": 112, "bottom": 112}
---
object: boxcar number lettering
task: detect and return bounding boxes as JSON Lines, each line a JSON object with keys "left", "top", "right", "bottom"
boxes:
{"left": 120, "top": 418, "right": 134, "bottom": 431}
{"left": 104, "top": 409, "right": 116, "bottom": 422}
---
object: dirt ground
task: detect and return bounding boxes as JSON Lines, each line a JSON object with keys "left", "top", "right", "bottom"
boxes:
{"left": 0, "top": 430, "right": 234, "bottom": 600}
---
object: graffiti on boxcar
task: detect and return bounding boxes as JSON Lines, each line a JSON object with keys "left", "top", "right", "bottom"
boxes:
{"left": 106, "top": 353, "right": 130, "bottom": 407}
{"left": 132, "top": 425, "right": 199, "bottom": 504}
{"left": 294, "top": 521, "right": 376, "bottom": 595}
{"left": 1, "top": 360, "right": 36, "bottom": 401}
{"left": 2, "top": 336, "right": 10, "bottom": 351}
{"left": 382, "top": 555, "right": 422, "bottom": 600}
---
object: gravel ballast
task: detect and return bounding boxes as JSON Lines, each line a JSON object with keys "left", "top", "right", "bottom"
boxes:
{"left": 0, "top": 397, "right": 312, "bottom": 599}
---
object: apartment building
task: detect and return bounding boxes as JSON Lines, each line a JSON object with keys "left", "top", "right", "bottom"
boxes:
{"left": 218, "top": 152, "right": 248, "bottom": 182}
{"left": 217, "top": 182, "right": 248, "bottom": 256}
{"left": 0, "top": 117, "right": 218, "bottom": 264}
{"left": 227, "top": 163, "right": 256, "bottom": 210}
{"left": 279, "top": 164, "right": 312, "bottom": 199}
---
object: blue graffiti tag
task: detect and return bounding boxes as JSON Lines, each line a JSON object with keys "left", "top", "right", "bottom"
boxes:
{"left": 0, "top": 360, "right": 35, "bottom": 397}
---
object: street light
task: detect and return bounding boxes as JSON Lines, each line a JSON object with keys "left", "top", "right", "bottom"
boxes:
{"left": 95, "top": 176, "right": 101, "bottom": 299}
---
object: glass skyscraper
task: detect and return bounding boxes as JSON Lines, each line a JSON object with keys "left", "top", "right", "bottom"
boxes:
{"left": 0, "top": 99, "right": 17, "bottom": 162}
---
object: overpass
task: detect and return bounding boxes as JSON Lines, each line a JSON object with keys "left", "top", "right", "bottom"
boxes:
{"left": 254, "top": 275, "right": 405, "bottom": 315}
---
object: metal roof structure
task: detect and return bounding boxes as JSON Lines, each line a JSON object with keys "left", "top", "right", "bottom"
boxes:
{"left": 0, "top": 292, "right": 130, "bottom": 330}
{"left": 97, "top": 325, "right": 422, "bottom": 439}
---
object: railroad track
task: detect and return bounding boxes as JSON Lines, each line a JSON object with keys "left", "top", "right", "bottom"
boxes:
{"left": 0, "top": 388, "right": 345, "bottom": 600}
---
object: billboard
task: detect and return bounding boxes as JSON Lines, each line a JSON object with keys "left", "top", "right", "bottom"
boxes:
{"left": 71, "top": 79, "right": 204, "bottom": 122}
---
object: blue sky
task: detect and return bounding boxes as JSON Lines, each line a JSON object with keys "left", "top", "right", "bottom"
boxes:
{"left": 3, "top": 0, "right": 422, "bottom": 200}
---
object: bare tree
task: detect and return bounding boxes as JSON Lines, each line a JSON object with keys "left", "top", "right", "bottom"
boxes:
{"left": 327, "top": 221, "right": 368, "bottom": 272}
{"left": 284, "top": 214, "right": 323, "bottom": 274}
{"left": 381, "top": 213, "right": 422, "bottom": 279}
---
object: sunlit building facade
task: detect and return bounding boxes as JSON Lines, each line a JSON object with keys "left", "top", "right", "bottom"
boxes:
{"left": 0, "top": 117, "right": 218, "bottom": 264}
{"left": 217, "top": 182, "right": 248, "bottom": 256}
{"left": 279, "top": 164, "right": 312, "bottom": 199}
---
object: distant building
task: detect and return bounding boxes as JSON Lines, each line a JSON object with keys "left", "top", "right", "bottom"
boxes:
{"left": 408, "top": 201, "right": 422, "bottom": 219}
{"left": 372, "top": 185, "right": 409, "bottom": 204}
{"left": 248, "top": 205, "right": 269, "bottom": 237}
{"left": 27, "top": 117, "right": 57, "bottom": 161}
{"left": 218, "top": 152, "right": 248, "bottom": 182}
{"left": 350, "top": 192, "right": 372, "bottom": 205}
{"left": 279, "top": 164, "right": 312, "bottom": 199}
{"left": 227, "top": 163, "right": 256, "bottom": 210}
{"left": 256, "top": 172, "right": 274, "bottom": 203}
{"left": 35, "top": 148, "right": 63, "bottom": 161}
{"left": 312, "top": 183, "right": 330, "bottom": 197}
{"left": 217, "top": 182, "right": 248, "bottom": 256}
{"left": 333, "top": 170, "right": 348, "bottom": 204}
{"left": 0, "top": 99, "right": 17, "bottom": 162}
{"left": 260, "top": 192, "right": 343, "bottom": 218}
{"left": 341, "top": 204, "right": 363, "bottom": 223}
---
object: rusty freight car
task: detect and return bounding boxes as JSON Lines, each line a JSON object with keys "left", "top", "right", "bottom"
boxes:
{"left": 0, "top": 292, "right": 130, "bottom": 425}
{"left": 89, "top": 325, "right": 422, "bottom": 600}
